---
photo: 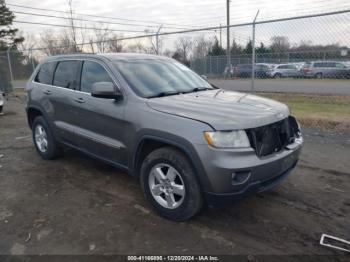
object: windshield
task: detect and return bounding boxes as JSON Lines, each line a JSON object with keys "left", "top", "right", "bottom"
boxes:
{"left": 113, "top": 59, "right": 214, "bottom": 98}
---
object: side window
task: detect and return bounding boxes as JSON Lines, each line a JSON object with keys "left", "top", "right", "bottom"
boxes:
{"left": 53, "top": 61, "right": 80, "bottom": 89}
{"left": 34, "top": 62, "right": 56, "bottom": 85}
{"left": 80, "top": 61, "right": 113, "bottom": 93}
{"left": 335, "top": 63, "right": 345, "bottom": 68}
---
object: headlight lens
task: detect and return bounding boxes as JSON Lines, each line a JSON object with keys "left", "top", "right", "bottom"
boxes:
{"left": 204, "top": 130, "right": 250, "bottom": 148}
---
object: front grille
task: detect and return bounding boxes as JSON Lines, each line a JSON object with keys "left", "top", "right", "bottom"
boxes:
{"left": 246, "top": 116, "right": 300, "bottom": 157}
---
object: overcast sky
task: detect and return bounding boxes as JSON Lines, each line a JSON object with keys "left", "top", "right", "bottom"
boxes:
{"left": 7, "top": 0, "right": 350, "bottom": 49}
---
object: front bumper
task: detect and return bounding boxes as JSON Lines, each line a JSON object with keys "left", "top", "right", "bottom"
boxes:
{"left": 194, "top": 138, "right": 303, "bottom": 206}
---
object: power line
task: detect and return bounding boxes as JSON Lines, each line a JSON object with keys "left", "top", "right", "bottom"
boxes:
{"left": 24, "top": 9, "right": 350, "bottom": 52}
{"left": 8, "top": 3, "right": 201, "bottom": 28}
{"left": 13, "top": 20, "right": 146, "bottom": 33}
{"left": 13, "top": 11, "right": 194, "bottom": 30}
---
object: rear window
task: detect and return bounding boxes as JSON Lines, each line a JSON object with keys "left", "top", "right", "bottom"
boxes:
{"left": 314, "top": 62, "right": 325, "bottom": 68}
{"left": 34, "top": 62, "right": 57, "bottom": 85}
{"left": 53, "top": 61, "right": 80, "bottom": 89}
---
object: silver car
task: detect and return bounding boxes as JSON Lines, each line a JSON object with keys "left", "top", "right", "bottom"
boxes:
{"left": 267, "top": 64, "right": 302, "bottom": 78}
{"left": 26, "top": 53, "right": 303, "bottom": 221}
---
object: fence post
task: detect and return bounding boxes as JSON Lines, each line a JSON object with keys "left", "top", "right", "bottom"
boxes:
{"left": 209, "top": 55, "right": 212, "bottom": 75}
{"left": 251, "top": 10, "right": 259, "bottom": 93}
{"left": 30, "top": 49, "right": 35, "bottom": 72}
{"left": 6, "top": 46, "right": 14, "bottom": 83}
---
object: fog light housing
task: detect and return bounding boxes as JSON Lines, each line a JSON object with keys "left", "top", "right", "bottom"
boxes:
{"left": 232, "top": 171, "right": 251, "bottom": 185}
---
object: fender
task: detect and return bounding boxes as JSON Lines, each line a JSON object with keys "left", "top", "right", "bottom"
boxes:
{"left": 131, "top": 130, "right": 213, "bottom": 192}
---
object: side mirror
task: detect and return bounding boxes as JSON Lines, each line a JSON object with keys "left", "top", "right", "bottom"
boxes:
{"left": 200, "top": 74, "right": 208, "bottom": 80}
{"left": 91, "top": 82, "right": 122, "bottom": 99}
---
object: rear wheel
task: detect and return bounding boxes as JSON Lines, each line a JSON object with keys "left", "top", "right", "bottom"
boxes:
{"left": 315, "top": 72, "right": 323, "bottom": 79}
{"left": 140, "top": 147, "right": 203, "bottom": 221}
{"left": 32, "top": 116, "right": 60, "bottom": 160}
{"left": 274, "top": 73, "right": 282, "bottom": 79}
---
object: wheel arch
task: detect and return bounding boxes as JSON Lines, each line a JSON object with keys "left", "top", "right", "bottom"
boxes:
{"left": 132, "top": 133, "right": 212, "bottom": 192}
{"left": 27, "top": 106, "right": 44, "bottom": 129}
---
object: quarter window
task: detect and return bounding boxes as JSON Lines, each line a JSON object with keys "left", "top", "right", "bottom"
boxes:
{"left": 53, "top": 61, "right": 80, "bottom": 89}
{"left": 35, "top": 62, "right": 56, "bottom": 85}
{"left": 80, "top": 61, "right": 113, "bottom": 93}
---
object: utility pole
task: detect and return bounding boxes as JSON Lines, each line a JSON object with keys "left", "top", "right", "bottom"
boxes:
{"left": 219, "top": 23, "right": 222, "bottom": 48}
{"left": 156, "top": 24, "right": 163, "bottom": 55}
{"left": 226, "top": 0, "right": 231, "bottom": 67}
{"left": 68, "top": 0, "right": 77, "bottom": 52}
{"left": 251, "top": 10, "right": 260, "bottom": 93}
{"left": 6, "top": 46, "right": 13, "bottom": 83}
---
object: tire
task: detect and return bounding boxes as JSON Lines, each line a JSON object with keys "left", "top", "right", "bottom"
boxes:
{"left": 32, "top": 116, "right": 60, "bottom": 160}
{"left": 274, "top": 73, "right": 281, "bottom": 79}
{"left": 140, "top": 147, "right": 203, "bottom": 221}
{"left": 315, "top": 73, "right": 323, "bottom": 79}
{"left": 0, "top": 105, "right": 3, "bottom": 114}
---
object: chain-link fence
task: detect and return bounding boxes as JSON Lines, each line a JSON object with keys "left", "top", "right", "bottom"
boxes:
{"left": 1, "top": 9, "right": 349, "bottom": 133}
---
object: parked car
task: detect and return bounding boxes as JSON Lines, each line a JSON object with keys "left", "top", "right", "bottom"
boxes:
{"left": 0, "top": 92, "right": 4, "bottom": 114}
{"left": 26, "top": 54, "right": 303, "bottom": 221}
{"left": 302, "top": 61, "right": 350, "bottom": 79}
{"left": 267, "top": 64, "right": 302, "bottom": 78}
{"left": 237, "top": 63, "right": 274, "bottom": 78}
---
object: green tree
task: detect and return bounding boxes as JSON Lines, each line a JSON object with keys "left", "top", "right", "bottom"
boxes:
{"left": 243, "top": 40, "right": 253, "bottom": 54}
{"left": 0, "top": 0, "right": 23, "bottom": 50}
{"left": 0, "top": 0, "right": 24, "bottom": 93}
{"left": 256, "top": 42, "right": 269, "bottom": 54}
{"left": 208, "top": 37, "right": 226, "bottom": 56}
{"left": 230, "top": 38, "right": 242, "bottom": 55}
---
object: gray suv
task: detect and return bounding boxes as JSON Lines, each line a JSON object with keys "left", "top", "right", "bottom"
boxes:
{"left": 26, "top": 53, "right": 303, "bottom": 221}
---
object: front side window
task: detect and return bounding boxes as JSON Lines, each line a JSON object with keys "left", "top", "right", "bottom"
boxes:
{"left": 335, "top": 63, "right": 345, "bottom": 69}
{"left": 113, "top": 59, "right": 213, "bottom": 98}
{"left": 35, "top": 62, "right": 56, "bottom": 85}
{"left": 53, "top": 61, "right": 80, "bottom": 89}
{"left": 80, "top": 61, "right": 113, "bottom": 93}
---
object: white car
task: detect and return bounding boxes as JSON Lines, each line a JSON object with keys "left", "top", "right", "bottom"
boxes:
{"left": 0, "top": 92, "right": 4, "bottom": 114}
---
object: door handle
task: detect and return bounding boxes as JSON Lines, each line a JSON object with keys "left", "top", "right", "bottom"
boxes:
{"left": 43, "top": 90, "right": 52, "bottom": 95}
{"left": 74, "top": 97, "right": 85, "bottom": 103}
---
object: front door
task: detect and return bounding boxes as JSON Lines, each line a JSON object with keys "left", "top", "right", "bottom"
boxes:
{"left": 70, "top": 60, "right": 127, "bottom": 166}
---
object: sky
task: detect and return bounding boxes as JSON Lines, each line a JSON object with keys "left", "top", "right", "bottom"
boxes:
{"left": 6, "top": 0, "right": 350, "bottom": 51}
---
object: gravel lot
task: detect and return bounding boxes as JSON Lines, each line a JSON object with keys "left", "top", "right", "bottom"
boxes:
{"left": 0, "top": 93, "right": 349, "bottom": 259}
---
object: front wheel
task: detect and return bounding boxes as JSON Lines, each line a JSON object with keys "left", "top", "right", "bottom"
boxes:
{"left": 140, "top": 147, "right": 203, "bottom": 221}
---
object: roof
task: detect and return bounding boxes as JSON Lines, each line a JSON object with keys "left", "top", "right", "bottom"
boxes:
{"left": 43, "top": 52, "right": 170, "bottom": 63}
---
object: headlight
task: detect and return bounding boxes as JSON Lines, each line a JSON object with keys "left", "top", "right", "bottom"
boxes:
{"left": 204, "top": 130, "right": 250, "bottom": 148}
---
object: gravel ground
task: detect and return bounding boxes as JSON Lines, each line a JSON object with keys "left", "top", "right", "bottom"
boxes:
{"left": 0, "top": 93, "right": 349, "bottom": 260}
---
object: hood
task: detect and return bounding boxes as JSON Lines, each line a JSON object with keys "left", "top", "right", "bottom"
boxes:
{"left": 146, "top": 90, "right": 290, "bottom": 130}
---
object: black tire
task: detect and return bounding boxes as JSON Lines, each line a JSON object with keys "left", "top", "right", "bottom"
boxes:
{"left": 140, "top": 147, "right": 203, "bottom": 221}
{"left": 315, "top": 73, "right": 323, "bottom": 79}
{"left": 32, "top": 116, "right": 60, "bottom": 160}
{"left": 274, "top": 73, "right": 282, "bottom": 79}
{"left": 0, "top": 105, "right": 3, "bottom": 114}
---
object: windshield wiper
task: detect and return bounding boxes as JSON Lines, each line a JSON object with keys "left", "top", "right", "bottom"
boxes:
{"left": 148, "top": 91, "right": 182, "bottom": 98}
{"left": 185, "top": 87, "right": 213, "bottom": 93}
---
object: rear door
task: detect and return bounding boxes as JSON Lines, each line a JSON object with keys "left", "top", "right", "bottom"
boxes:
{"left": 71, "top": 60, "right": 127, "bottom": 165}
{"left": 286, "top": 64, "right": 299, "bottom": 77}
{"left": 50, "top": 60, "right": 82, "bottom": 144}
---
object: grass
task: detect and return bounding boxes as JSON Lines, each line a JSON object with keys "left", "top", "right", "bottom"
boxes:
{"left": 258, "top": 92, "right": 350, "bottom": 132}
